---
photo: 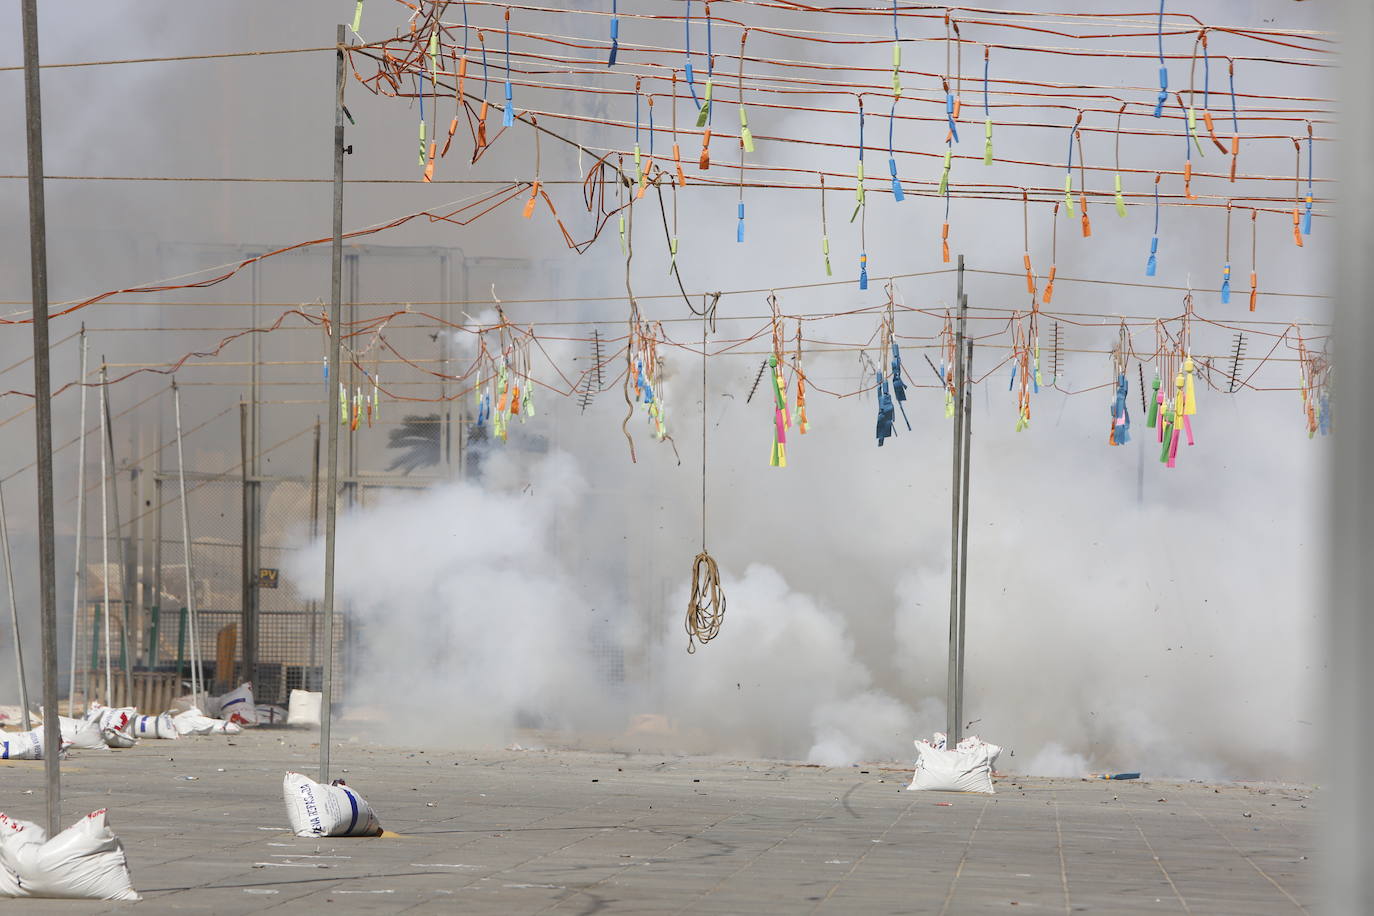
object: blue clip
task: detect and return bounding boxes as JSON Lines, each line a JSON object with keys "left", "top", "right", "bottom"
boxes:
{"left": 945, "top": 93, "right": 960, "bottom": 143}
{"left": 1009, "top": 363, "right": 1017, "bottom": 391}
{"left": 876, "top": 371, "right": 895, "bottom": 446}
{"left": 503, "top": 81, "right": 514, "bottom": 126}
{"left": 322, "top": 357, "right": 329, "bottom": 382}
{"left": 737, "top": 202, "right": 745, "bottom": 243}
{"left": 858, "top": 252, "right": 869, "bottom": 290}
{"left": 891, "top": 343, "right": 911, "bottom": 430}
{"left": 1302, "top": 203, "right": 1312, "bottom": 236}
{"left": 685, "top": 62, "right": 700, "bottom": 109}
{"left": 1113, "top": 373, "right": 1132, "bottom": 445}
{"left": 608, "top": 18, "right": 619, "bottom": 66}
{"left": 1220, "top": 263, "right": 1231, "bottom": 303}
{"left": 1145, "top": 236, "right": 1159, "bottom": 276}
{"left": 889, "top": 158, "right": 904, "bottom": 201}
{"left": 1153, "top": 67, "right": 1168, "bottom": 118}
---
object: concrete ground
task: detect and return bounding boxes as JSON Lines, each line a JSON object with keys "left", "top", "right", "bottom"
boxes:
{"left": 1, "top": 729, "right": 1312, "bottom": 914}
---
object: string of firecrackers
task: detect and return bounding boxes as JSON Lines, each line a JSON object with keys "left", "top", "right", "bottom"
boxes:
{"left": 872, "top": 286, "right": 911, "bottom": 447}
{"left": 327, "top": 304, "right": 403, "bottom": 431}
{"left": 1140, "top": 302, "right": 1196, "bottom": 468}
{"left": 345, "top": 1, "right": 1331, "bottom": 316}
{"left": 630, "top": 318, "right": 669, "bottom": 443}
{"left": 1296, "top": 329, "right": 1331, "bottom": 438}
{"left": 767, "top": 293, "right": 790, "bottom": 466}
{"left": 1108, "top": 323, "right": 1132, "bottom": 447}
{"left": 0, "top": 290, "right": 1331, "bottom": 457}
{"left": 469, "top": 325, "right": 539, "bottom": 442}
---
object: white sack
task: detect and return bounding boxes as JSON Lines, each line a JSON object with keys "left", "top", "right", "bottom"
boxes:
{"left": 0, "top": 727, "right": 67, "bottom": 760}
{"left": 255, "top": 704, "right": 288, "bottom": 726}
{"left": 211, "top": 683, "right": 257, "bottom": 726}
{"left": 57, "top": 717, "right": 107, "bottom": 751}
{"left": 0, "top": 810, "right": 140, "bottom": 900}
{"left": 86, "top": 706, "right": 139, "bottom": 748}
{"left": 171, "top": 708, "right": 241, "bottom": 736}
{"left": 287, "top": 690, "right": 322, "bottom": 727}
{"left": 907, "top": 739, "right": 995, "bottom": 794}
{"left": 130, "top": 713, "right": 179, "bottom": 740}
{"left": 282, "top": 772, "right": 381, "bottom": 838}
{"left": 956, "top": 735, "right": 1003, "bottom": 770}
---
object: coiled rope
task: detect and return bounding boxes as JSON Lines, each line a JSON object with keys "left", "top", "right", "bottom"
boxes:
{"left": 686, "top": 293, "right": 726, "bottom": 653}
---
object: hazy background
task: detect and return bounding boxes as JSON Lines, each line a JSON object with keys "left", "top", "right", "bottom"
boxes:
{"left": 0, "top": 1, "right": 1333, "bottom": 779}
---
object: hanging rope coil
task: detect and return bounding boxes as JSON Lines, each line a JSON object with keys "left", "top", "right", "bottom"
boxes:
{"left": 686, "top": 295, "right": 725, "bottom": 653}
{"left": 686, "top": 550, "right": 725, "bottom": 653}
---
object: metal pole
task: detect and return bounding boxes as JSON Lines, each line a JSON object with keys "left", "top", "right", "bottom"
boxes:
{"left": 0, "top": 482, "right": 31, "bottom": 729}
{"left": 101, "top": 363, "right": 133, "bottom": 702}
{"left": 954, "top": 335, "right": 973, "bottom": 743}
{"left": 98, "top": 367, "right": 113, "bottom": 704}
{"left": 68, "top": 328, "right": 89, "bottom": 715}
{"left": 1326, "top": 4, "right": 1374, "bottom": 908}
{"left": 171, "top": 381, "right": 201, "bottom": 706}
{"left": 20, "top": 0, "right": 61, "bottom": 832}
{"left": 239, "top": 401, "right": 256, "bottom": 690}
{"left": 308, "top": 418, "right": 321, "bottom": 672}
{"left": 151, "top": 475, "right": 162, "bottom": 668}
{"left": 321, "top": 23, "right": 347, "bottom": 783}
{"left": 946, "top": 256, "right": 966, "bottom": 745}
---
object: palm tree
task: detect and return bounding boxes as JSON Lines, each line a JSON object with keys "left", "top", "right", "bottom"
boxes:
{"left": 385, "top": 414, "right": 442, "bottom": 474}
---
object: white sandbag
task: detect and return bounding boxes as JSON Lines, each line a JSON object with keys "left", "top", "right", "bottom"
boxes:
{"left": 0, "top": 810, "right": 140, "bottom": 900}
{"left": 0, "top": 727, "right": 67, "bottom": 760}
{"left": 956, "top": 735, "right": 1003, "bottom": 770}
{"left": 57, "top": 717, "right": 107, "bottom": 751}
{"left": 85, "top": 705, "right": 138, "bottom": 748}
{"left": 171, "top": 707, "right": 241, "bottom": 737}
{"left": 212, "top": 683, "right": 257, "bottom": 726}
{"left": 282, "top": 772, "right": 381, "bottom": 838}
{"left": 287, "top": 690, "right": 322, "bottom": 727}
{"left": 255, "top": 704, "right": 288, "bottom": 726}
{"left": 130, "top": 713, "right": 179, "bottom": 740}
{"left": 907, "top": 739, "right": 995, "bottom": 794}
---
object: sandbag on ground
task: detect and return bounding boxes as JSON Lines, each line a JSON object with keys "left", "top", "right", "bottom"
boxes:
{"left": 171, "top": 708, "right": 241, "bottom": 736}
{"left": 57, "top": 717, "right": 107, "bottom": 751}
{"left": 0, "top": 810, "right": 140, "bottom": 900}
{"left": 287, "top": 690, "right": 321, "bottom": 727}
{"left": 907, "top": 734, "right": 997, "bottom": 794}
{"left": 85, "top": 704, "right": 138, "bottom": 748}
{"left": 208, "top": 683, "right": 257, "bottom": 726}
{"left": 255, "top": 704, "right": 288, "bottom": 725}
{"left": 282, "top": 772, "right": 382, "bottom": 838}
{"left": 130, "top": 713, "right": 178, "bottom": 740}
{"left": 0, "top": 727, "right": 68, "bottom": 760}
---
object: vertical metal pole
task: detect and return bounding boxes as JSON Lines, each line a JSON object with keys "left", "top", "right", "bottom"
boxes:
{"left": 68, "top": 328, "right": 89, "bottom": 715}
{"left": 20, "top": 0, "right": 61, "bottom": 832}
{"left": 954, "top": 336, "right": 973, "bottom": 742}
{"left": 946, "top": 256, "right": 966, "bottom": 745}
{"left": 127, "top": 438, "right": 141, "bottom": 669}
{"left": 321, "top": 23, "right": 347, "bottom": 784}
{"left": 239, "top": 402, "right": 256, "bottom": 690}
{"left": 152, "top": 477, "right": 162, "bottom": 667}
{"left": 1327, "top": 5, "right": 1374, "bottom": 909}
{"left": 98, "top": 368, "right": 113, "bottom": 704}
{"left": 0, "top": 482, "right": 31, "bottom": 729}
{"left": 308, "top": 418, "right": 321, "bottom": 672}
{"left": 172, "top": 381, "right": 201, "bottom": 705}
{"left": 101, "top": 364, "right": 133, "bottom": 703}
